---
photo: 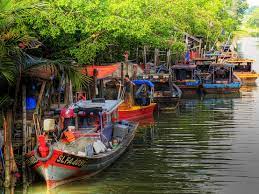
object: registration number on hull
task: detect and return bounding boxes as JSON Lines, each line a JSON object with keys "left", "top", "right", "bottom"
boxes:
{"left": 56, "top": 154, "right": 87, "bottom": 168}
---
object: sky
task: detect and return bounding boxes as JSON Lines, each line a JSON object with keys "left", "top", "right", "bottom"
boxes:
{"left": 247, "top": 0, "right": 259, "bottom": 7}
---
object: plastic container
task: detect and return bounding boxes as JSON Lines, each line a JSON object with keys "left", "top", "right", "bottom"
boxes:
{"left": 26, "top": 97, "right": 36, "bottom": 110}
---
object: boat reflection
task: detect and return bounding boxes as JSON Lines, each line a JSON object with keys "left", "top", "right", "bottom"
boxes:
{"left": 128, "top": 115, "right": 155, "bottom": 128}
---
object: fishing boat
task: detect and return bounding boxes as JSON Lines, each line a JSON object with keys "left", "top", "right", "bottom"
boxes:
{"left": 226, "top": 58, "right": 258, "bottom": 85}
{"left": 220, "top": 44, "right": 238, "bottom": 59}
{"left": 139, "top": 72, "right": 182, "bottom": 109}
{"left": 171, "top": 64, "right": 202, "bottom": 96}
{"left": 202, "top": 63, "right": 241, "bottom": 94}
{"left": 118, "top": 80, "right": 156, "bottom": 121}
{"left": 25, "top": 99, "right": 138, "bottom": 189}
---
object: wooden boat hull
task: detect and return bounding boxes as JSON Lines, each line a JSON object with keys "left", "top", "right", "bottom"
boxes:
{"left": 153, "top": 96, "right": 179, "bottom": 103}
{"left": 25, "top": 124, "right": 137, "bottom": 189}
{"left": 178, "top": 86, "right": 201, "bottom": 96}
{"left": 203, "top": 82, "right": 241, "bottom": 94}
{"left": 118, "top": 103, "right": 156, "bottom": 121}
{"left": 235, "top": 72, "right": 258, "bottom": 85}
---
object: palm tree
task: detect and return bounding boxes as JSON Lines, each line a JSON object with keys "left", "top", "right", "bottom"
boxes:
{"left": 0, "top": 0, "right": 92, "bottom": 187}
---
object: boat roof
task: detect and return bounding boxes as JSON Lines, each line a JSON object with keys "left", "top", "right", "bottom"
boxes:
{"left": 226, "top": 58, "right": 255, "bottom": 64}
{"left": 210, "top": 63, "right": 234, "bottom": 67}
{"left": 192, "top": 57, "right": 216, "bottom": 61}
{"left": 75, "top": 99, "right": 122, "bottom": 114}
{"left": 172, "top": 64, "right": 197, "bottom": 70}
{"left": 133, "top": 80, "right": 154, "bottom": 88}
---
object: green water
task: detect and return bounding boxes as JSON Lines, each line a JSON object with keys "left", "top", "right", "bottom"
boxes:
{"left": 7, "top": 37, "right": 259, "bottom": 194}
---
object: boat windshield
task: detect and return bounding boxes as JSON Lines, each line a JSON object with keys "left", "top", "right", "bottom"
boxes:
{"left": 78, "top": 113, "right": 100, "bottom": 130}
{"left": 234, "top": 63, "right": 251, "bottom": 72}
{"left": 175, "top": 69, "right": 193, "bottom": 80}
{"left": 154, "top": 82, "right": 170, "bottom": 91}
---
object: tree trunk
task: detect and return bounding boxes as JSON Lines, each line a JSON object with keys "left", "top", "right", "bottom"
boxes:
{"left": 22, "top": 84, "right": 27, "bottom": 186}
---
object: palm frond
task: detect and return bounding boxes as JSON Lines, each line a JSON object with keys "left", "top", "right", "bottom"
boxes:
{"left": 0, "top": 94, "right": 10, "bottom": 108}
{"left": 0, "top": 52, "right": 16, "bottom": 84}
{"left": 21, "top": 54, "right": 92, "bottom": 89}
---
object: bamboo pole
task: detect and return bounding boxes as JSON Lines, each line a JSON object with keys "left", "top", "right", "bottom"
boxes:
{"left": 22, "top": 84, "right": 27, "bottom": 187}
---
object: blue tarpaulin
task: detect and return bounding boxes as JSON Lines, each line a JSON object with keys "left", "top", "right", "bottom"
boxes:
{"left": 132, "top": 80, "right": 154, "bottom": 88}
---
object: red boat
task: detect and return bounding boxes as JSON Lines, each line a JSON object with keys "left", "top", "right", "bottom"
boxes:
{"left": 25, "top": 99, "right": 138, "bottom": 189}
{"left": 118, "top": 80, "right": 156, "bottom": 121}
{"left": 118, "top": 102, "right": 156, "bottom": 121}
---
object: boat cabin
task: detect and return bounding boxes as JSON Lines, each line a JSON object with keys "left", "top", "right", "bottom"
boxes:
{"left": 141, "top": 73, "right": 182, "bottom": 101}
{"left": 132, "top": 80, "right": 154, "bottom": 106}
{"left": 172, "top": 64, "right": 197, "bottom": 81}
{"left": 204, "top": 63, "right": 237, "bottom": 84}
{"left": 59, "top": 99, "right": 122, "bottom": 133}
{"left": 226, "top": 59, "right": 255, "bottom": 72}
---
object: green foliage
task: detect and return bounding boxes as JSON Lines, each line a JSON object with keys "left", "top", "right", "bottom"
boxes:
{"left": 247, "top": 8, "right": 259, "bottom": 28}
{"left": 1, "top": 0, "right": 248, "bottom": 65}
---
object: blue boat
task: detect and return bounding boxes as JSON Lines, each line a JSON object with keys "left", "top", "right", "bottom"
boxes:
{"left": 202, "top": 63, "right": 241, "bottom": 94}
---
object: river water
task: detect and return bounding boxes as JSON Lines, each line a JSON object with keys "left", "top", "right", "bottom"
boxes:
{"left": 18, "top": 37, "right": 259, "bottom": 194}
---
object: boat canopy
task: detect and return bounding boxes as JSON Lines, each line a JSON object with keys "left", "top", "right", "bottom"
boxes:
{"left": 133, "top": 80, "right": 154, "bottom": 88}
{"left": 192, "top": 58, "right": 216, "bottom": 61}
{"left": 210, "top": 63, "right": 234, "bottom": 68}
{"left": 75, "top": 99, "right": 122, "bottom": 114}
{"left": 172, "top": 64, "right": 197, "bottom": 70}
{"left": 226, "top": 59, "right": 255, "bottom": 64}
{"left": 82, "top": 64, "right": 120, "bottom": 79}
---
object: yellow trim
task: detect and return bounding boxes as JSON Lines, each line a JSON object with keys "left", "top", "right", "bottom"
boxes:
{"left": 118, "top": 103, "right": 156, "bottom": 111}
{"left": 235, "top": 72, "right": 258, "bottom": 79}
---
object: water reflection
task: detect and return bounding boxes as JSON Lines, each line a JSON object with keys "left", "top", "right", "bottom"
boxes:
{"left": 24, "top": 89, "right": 259, "bottom": 194}
{"left": 3, "top": 37, "right": 259, "bottom": 194}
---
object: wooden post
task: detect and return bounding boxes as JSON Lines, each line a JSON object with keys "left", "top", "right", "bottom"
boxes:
{"left": 185, "top": 35, "right": 189, "bottom": 50}
{"left": 154, "top": 48, "right": 159, "bottom": 66}
{"left": 64, "top": 77, "right": 69, "bottom": 105}
{"left": 99, "top": 79, "right": 104, "bottom": 98}
{"left": 212, "top": 66, "right": 215, "bottom": 83}
{"left": 121, "top": 62, "right": 124, "bottom": 85}
{"left": 198, "top": 40, "right": 202, "bottom": 57}
{"left": 58, "top": 78, "right": 62, "bottom": 108}
{"left": 22, "top": 84, "right": 27, "bottom": 187}
{"left": 166, "top": 49, "right": 171, "bottom": 68}
{"left": 124, "top": 52, "right": 129, "bottom": 75}
{"left": 3, "top": 112, "right": 11, "bottom": 188}
{"left": 231, "top": 67, "right": 233, "bottom": 83}
{"left": 144, "top": 46, "right": 147, "bottom": 73}
{"left": 35, "top": 81, "right": 46, "bottom": 114}
{"left": 136, "top": 47, "right": 139, "bottom": 64}
{"left": 69, "top": 80, "right": 73, "bottom": 104}
{"left": 92, "top": 69, "right": 98, "bottom": 98}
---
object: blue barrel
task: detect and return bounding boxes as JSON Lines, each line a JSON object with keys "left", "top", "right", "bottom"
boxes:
{"left": 26, "top": 97, "right": 36, "bottom": 110}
